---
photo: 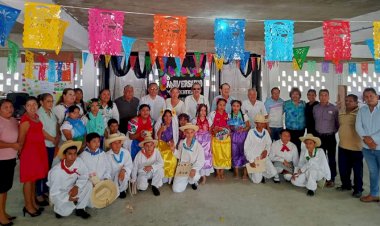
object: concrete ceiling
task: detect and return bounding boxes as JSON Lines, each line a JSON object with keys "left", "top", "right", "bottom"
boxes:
{"left": 53, "top": 0, "right": 380, "bottom": 41}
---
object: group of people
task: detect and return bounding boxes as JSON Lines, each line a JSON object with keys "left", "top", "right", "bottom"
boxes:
{"left": 1, "top": 82, "right": 380, "bottom": 226}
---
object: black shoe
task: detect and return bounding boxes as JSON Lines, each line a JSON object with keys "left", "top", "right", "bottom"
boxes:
{"left": 119, "top": 191, "right": 127, "bottom": 199}
{"left": 22, "top": 207, "right": 41, "bottom": 217}
{"left": 307, "top": 190, "right": 315, "bottom": 196}
{"left": 336, "top": 186, "right": 351, "bottom": 191}
{"left": 191, "top": 184, "right": 198, "bottom": 190}
{"left": 75, "top": 209, "right": 91, "bottom": 219}
{"left": 36, "top": 207, "right": 44, "bottom": 214}
{"left": 55, "top": 213, "right": 62, "bottom": 219}
{"left": 7, "top": 217, "right": 16, "bottom": 221}
{"left": 152, "top": 186, "right": 160, "bottom": 196}
{"left": 0, "top": 221, "right": 13, "bottom": 226}
{"left": 261, "top": 178, "right": 266, "bottom": 184}
{"left": 352, "top": 191, "right": 362, "bottom": 198}
{"left": 36, "top": 199, "right": 49, "bottom": 207}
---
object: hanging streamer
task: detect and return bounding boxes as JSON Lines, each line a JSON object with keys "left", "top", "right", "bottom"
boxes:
{"left": 130, "top": 56, "right": 137, "bottom": 70}
{"left": 307, "top": 60, "right": 316, "bottom": 73}
{"left": 292, "top": 58, "right": 300, "bottom": 71}
{"left": 88, "top": 8, "right": 124, "bottom": 55}
{"left": 214, "top": 55, "right": 224, "bottom": 71}
{"left": 251, "top": 57, "right": 256, "bottom": 71}
{"left": 293, "top": 46, "right": 309, "bottom": 69}
{"left": 264, "top": 20, "right": 294, "bottom": 61}
{"left": 24, "top": 50, "right": 34, "bottom": 79}
{"left": 57, "top": 61, "right": 63, "bottom": 81}
{"left": 0, "top": 5, "right": 21, "bottom": 46}
{"left": 7, "top": 39, "right": 19, "bottom": 74}
{"left": 374, "top": 22, "right": 380, "bottom": 59}
{"left": 153, "top": 15, "right": 187, "bottom": 59}
{"left": 214, "top": 18, "right": 246, "bottom": 61}
{"left": 82, "top": 51, "right": 89, "bottom": 66}
{"left": 48, "top": 60, "right": 56, "bottom": 82}
{"left": 207, "top": 53, "right": 213, "bottom": 70}
{"left": 38, "top": 54, "right": 47, "bottom": 81}
{"left": 147, "top": 42, "right": 157, "bottom": 66}
{"left": 375, "top": 60, "right": 380, "bottom": 73}
{"left": 267, "top": 61, "right": 276, "bottom": 70}
{"left": 322, "top": 62, "right": 329, "bottom": 73}
{"left": 323, "top": 20, "right": 351, "bottom": 64}
{"left": 105, "top": 55, "right": 111, "bottom": 68}
{"left": 175, "top": 57, "right": 181, "bottom": 77}
{"left": 145, "top": 56, "right": 151, "bottom": 71}
{"left": 23, "top": 2, "right": 68, "bottom": 54}
{"left": 348, "top": 62, "right": 357, "bottom": 75}
{"left": 361, "top": 62, "right": 368, "bottom": 74}
{"left": 62, "top": 62, "right": 71, "bottom": 81}
{"left": 366, "top": 39, "right": 375, "bottom": 58}
{"left": 240, "top": 51, "right": 250, "bottom": 72}
{"left": 335, "top": 63, "right": 343, "bottom": 74}
{"left": 121, "top": 36, "right": 136, "bottom": 64}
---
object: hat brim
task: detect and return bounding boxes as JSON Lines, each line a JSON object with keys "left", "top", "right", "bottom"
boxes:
{"left": 254, "top": 119, "right": 269, "bottom": 123}
{"left": 300, "top": 137, "right": 321, "bottom": 147}
{"left": 91, "top": 180, "right": 118, "bottom": 209}
{"left": 179, "top": 125, "right": 199, "bottom": 132}
{"left": 105, "top": 136, "right": 127, "bottom": 149}
{"left": 57, "top": 141, "right": 82, "bottom": 159}
{"left": 138, "top": 139, "right": 158, "bottom": 148}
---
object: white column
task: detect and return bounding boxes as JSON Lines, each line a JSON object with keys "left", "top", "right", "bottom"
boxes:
{"left": 82, "top": 53, "right": 98, "bottom": 100}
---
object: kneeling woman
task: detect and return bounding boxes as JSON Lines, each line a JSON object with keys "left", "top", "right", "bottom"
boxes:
{"left": 47, "top": 141, "right": 92, "bottom": 219}
{"left": 172, "top": 123, "right": 205, "bottom": 193}
{"left": 291, "top": 134, "right": 331, "bottom": 196}
{"left": 155, "top": 109, "right": 179, "bottom": 183}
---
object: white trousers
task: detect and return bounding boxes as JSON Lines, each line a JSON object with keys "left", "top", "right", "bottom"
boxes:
{"left": 274, "top": 164, "right": 293, "bottom": 181}
{"left": 51, "top": 181, "right": 92, "bottom": 216}
{"left": 172, "top": 172, "right": 201, "bottom": 193}
{"left": 248, "top": 159, "right": 277, "bottom": 184}
{"left": 111, "top": 171, "right": 129, "bottom": 193}
{"left": 136, "top": 168, "right": 164, "bottom": 191}
{"left": 291, "top": 168, "right": 324, "bottom": 191}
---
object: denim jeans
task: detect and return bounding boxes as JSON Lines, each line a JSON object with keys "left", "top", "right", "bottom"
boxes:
{"left": 269, "top": 127, "right": 283, "bottom": 141}
{"left": 36, "top": 146, "right": 55, "bottom": 196}
{"left": 362, "top": 148, "right": 380, "bottom": 196}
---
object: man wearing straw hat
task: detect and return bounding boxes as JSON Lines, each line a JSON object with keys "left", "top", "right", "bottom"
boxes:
{"left": 131, "top": 135, "right": 164, "bottom": 196}
{"left": 47, "top": 140, "right": 92, "bottom": 219}
{"left": 291, "top": 134, "right": 331, "bottom": 196}
{"left": 106, "top": 134, "right": 133, "bottom": 199}
{"left": 171, "top": 123, "right": 205, "bottom": 193}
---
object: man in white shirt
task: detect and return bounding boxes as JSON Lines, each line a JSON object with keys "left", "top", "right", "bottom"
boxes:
{"left": 242, "top": 88, "right": 267, "bottom": 128}
{"left": 211, "top": 83, "right": 235, "bottom": 113}
{"left": 184, "top": 82, "right": 209, "bottom": 120}
{"left": 140, "top": 83, "right": 166, "bottom": 122}
{"left": 264, "top": 87, "right": 284, "bottom": 140}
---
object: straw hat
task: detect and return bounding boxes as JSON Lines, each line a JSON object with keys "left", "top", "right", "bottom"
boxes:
{"left": 254, "top": 114, "right": 269, "bottom": 123}
{"left": 138, "top": 135, "right": 158, "bottom": 148}
{"left": 57, "top": 140, "right": 82, "bottom": 159}
{"left": 299, "top": 134, "right": 322, "bottom": 147}
{"left": 91, "top": 180, "right": 118, "bottom": 209}
{"left": 105, "top": 134, "right": 127, "bottom": 149}
{"left": 179, "top": 123, "right": 199, "bottom": 132}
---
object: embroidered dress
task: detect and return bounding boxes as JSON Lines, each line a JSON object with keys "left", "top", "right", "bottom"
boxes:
{"left": 157, "top": 123, "right": 177, "bottom": 179}
{"left": 209, "top": 111, "right": 231, "bottom": 169}
{"left": 128, "top": 116, "right": 153, "bottom": 160}
{"left": 228, "top": 112, "right": 248, "bottom": 168}
{"left": 193, "top": 117, "right": 213, "bottom": 176}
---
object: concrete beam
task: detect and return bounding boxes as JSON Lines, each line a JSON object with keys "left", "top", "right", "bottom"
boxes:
{"left": 0, "top": 0, "right": 88, "bottom": 50}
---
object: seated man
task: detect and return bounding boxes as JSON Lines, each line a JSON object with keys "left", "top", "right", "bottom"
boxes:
{"left": 79, "top": 133, "right": 112, "bottom": 185}
{"left": 105, "top": 134, "right": 133, "bottom": 199}
{"left": 172, "top": 123, "right": 205, "bottom": 193}
{"left": 291, "top": 134, "right": 331, "bottom": 196}
{"left": 131, "top": 135, "right": 164, "bottom": 196}
{"left": 270, "top": 129, "right": 299, "bottom": 183}
{"left": 244, "top": 115, "right": 277, "bottom": 184}
{"left": 47, "top": 140, "right": 92, "bottom": 219}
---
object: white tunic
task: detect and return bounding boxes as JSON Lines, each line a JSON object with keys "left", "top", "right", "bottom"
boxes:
{"left": 165, "top": 99, "right": 186, "bottom": 115}
{"left": 79, "top": 148, "right": 112, "bottom": 180}
{"left": 131, "top": 148, "right": 164, "bottom": 190}
{"left": 241, "top": 100, "right": 267, "bottom": 128}
{"left": 106, "top": 148, "right": 133, "bottom": 192}
{"left": 172, "top": 138, "right": 205, "bottom": 193}
{"left": 140, "top": 95, "right": 166, "bottom": 122}
{"left": 47, "top": 158, "right": 92, "bottom": 216}
{"left": 184, "top": 95, "right": 210, "bottom": 120}
{"left": 270, "top": 140, "right": 299, "bottom": 165}
{"left": 100, "top": 102, "right": 120, "bottom": 129}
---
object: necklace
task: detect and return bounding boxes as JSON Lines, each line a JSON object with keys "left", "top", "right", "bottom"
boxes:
{"left": 183, "top": 138, "right": 196, "bottom": 152}
{"left": 254, "top": 129, "right": 266, "bottom": 139}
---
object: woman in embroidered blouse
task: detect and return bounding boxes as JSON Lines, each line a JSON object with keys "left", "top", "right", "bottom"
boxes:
{"left": 36, "top": 93, "right": 60, "bottom": 206}
{"left": 192, "top": 104, "right": 213, "bottom": 184}
{"left": 228, "top": 100, "right": 250, "bottom": 180}
{"left": 165, "top": 87, "right": 185, "bottom": 115}
{"left": 154, "top": 109, "right": 179, "bottom": 183}
{"left": 18, "top": 97, "right": 49, "bottom": 217}
{"left": 54, "top": 88, "right": 83, "bottom": 125}
{"left": 83, "top": 98, "right": 105, "bottom": 147}
{"left": 99, "top": 89, "right": 120, "bottom": 130}
{"left": 61, "top": 105, "right": 87, "bottom": 144}
{"left": 128, "top": 104, "right": 154, "bottom": 160}
{"left": 209, "top": 98, "right": 231, "bottom": 180}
